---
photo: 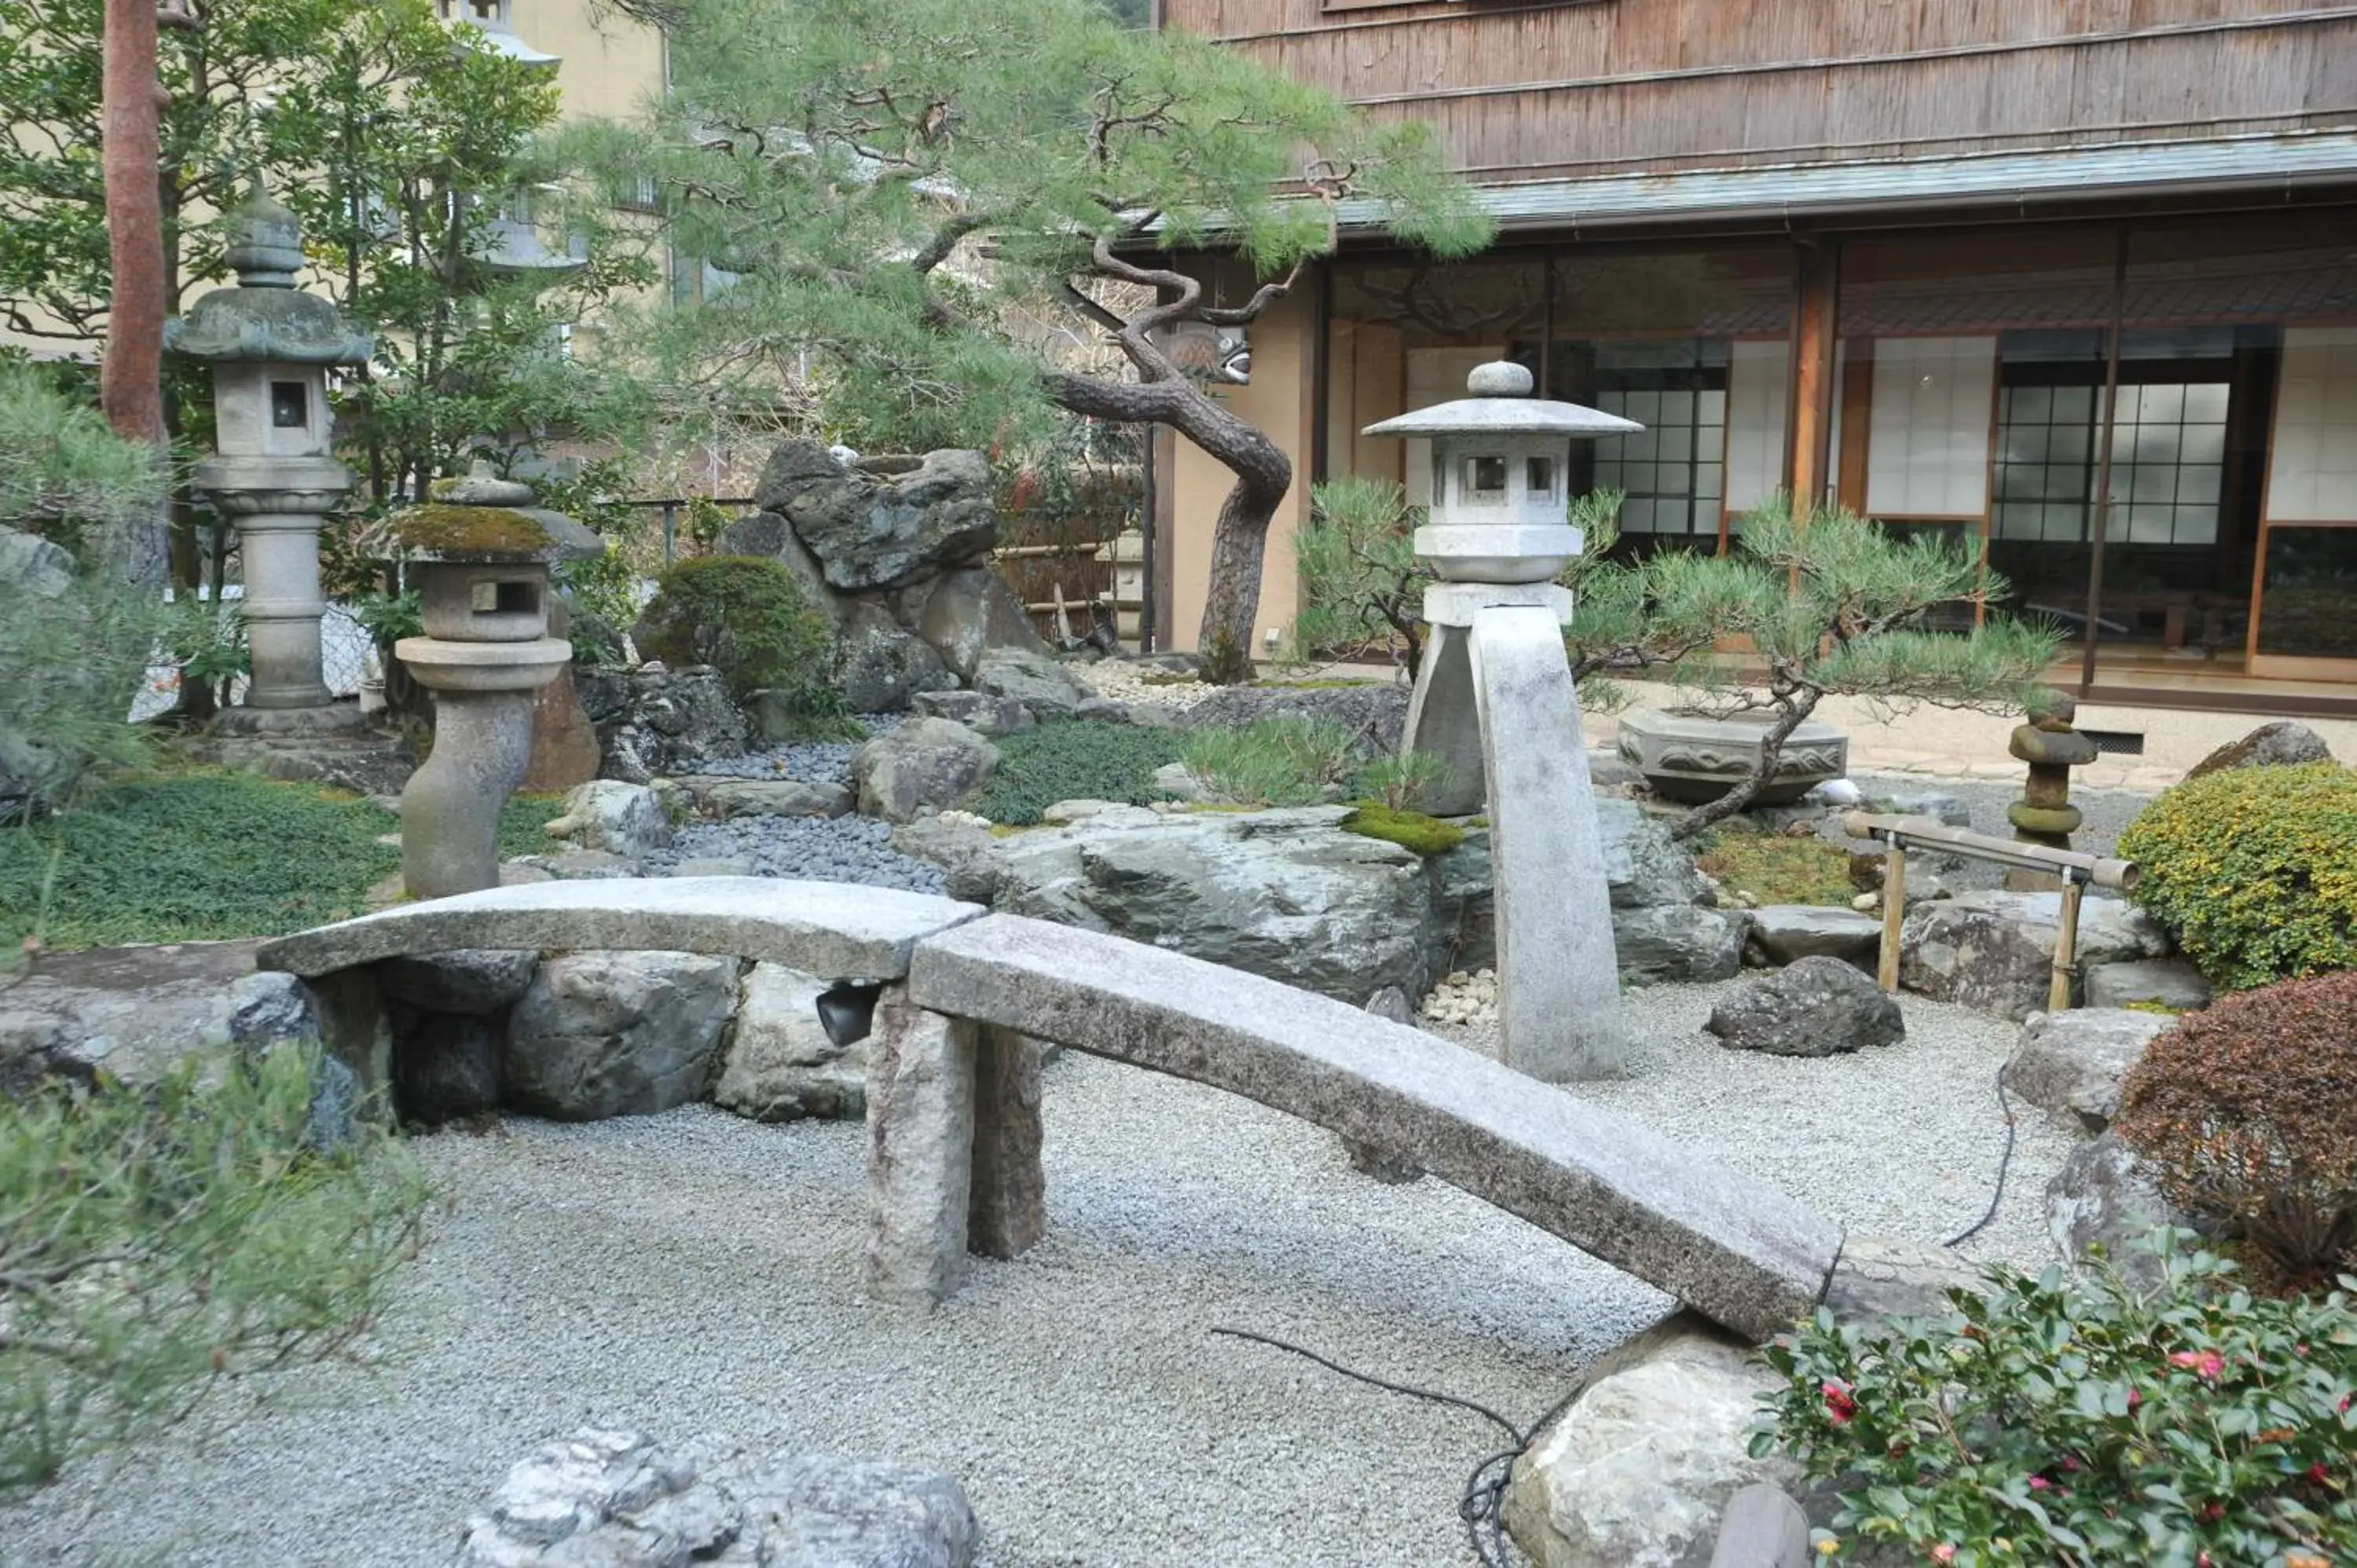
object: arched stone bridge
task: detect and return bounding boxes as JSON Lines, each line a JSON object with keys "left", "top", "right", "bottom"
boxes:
{"left": 258, "top": 877, "right": 1845, "bottom": 1340}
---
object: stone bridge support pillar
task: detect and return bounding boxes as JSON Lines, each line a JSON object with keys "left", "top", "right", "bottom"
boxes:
{"left": 863, "top": 991, "right": 1045, "bottom": 1306}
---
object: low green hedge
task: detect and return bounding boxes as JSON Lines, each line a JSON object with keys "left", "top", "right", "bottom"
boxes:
{"left": 972, "top": 723, "right": 1186, "bottom": 825}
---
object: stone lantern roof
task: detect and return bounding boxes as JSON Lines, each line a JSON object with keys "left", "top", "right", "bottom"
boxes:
{"left": 1362, "top": 362, "right": 1642, "bottom": 439}
{"left": 163, "top": 181, "right": 374, "bottom": 365}
{"left": 384, "top": 463, "right": 605, "bottom": 564}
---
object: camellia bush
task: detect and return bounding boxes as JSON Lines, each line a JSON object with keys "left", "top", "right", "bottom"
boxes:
{"left": 1757, "top": 1236, "right": 2357, "bottom": 1567}
{"left": 2117, "top": 760, "right": 2357, "bottom": 991}
{"left": 2117, "top": 970, "right": 2357, "bottom": 1285}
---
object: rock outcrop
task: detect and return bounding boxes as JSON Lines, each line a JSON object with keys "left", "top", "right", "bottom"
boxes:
{"left": 575, "top": 665, "right": 748, "bottom": 782}
{"left": 1704, "top": 956, "right": 1904, "bottom": 1057}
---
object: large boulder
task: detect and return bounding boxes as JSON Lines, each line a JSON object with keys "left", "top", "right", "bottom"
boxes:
{"left": 970, "top": 648, "right": 1088, "bottom": 721}
{"left": 756, "top": 440, "right": 999, "bottom": 592}
{"left": 377, "top": 949, "right": 540, "bottom": 1015}
{"left": 1612, "top": 906, "right": 1750, "bottom": 984}
{"left": 910, "top": 689, "right": 1036, "bottom": 738}
{"left": 389, "top": 1009, "right": 503, "bottom": 1127}
{"left": 2084, "top": 958, "right": 2212, "bottom": 1013}
{"left": 909, "top": 564, "right": 1050, "bottom": 680}
{"left": 1502, "top": 1317, "right": 1802, "bottom": 1568}
{"left": 576, "top": 665, "right": 749, "bottom": 783}
{"left": 2184, "top": 720, "right": 2333, "bottom": 781}
{"left": 1897, "top": 890, "right": 2169, "bottom": 1020}
{"left": 1177, "top": 681, "right": 1409, "bottom": 757}
{"left": 833, "top": 599, "right": 959, "bottom": 715}
{"left": 713, "top": 963, "right": 866, "bottom": 1122}
{"left": 681, "top": 778, "right": 852, "bottom": 820}
{"left": 2001, "top": 1007, "right": 2170, "bottom": 1133}
{"left": 454, "top": 1427, "right": 979, "bottom": 1568}
{"left": 0, "top": 524, "right": 74, "bottom": 597}
{"left": 0, "top": 939, "right": 307, "bottom": 1092}
{"left": 991, "top": 804, "right": 1453, "bottom": 1002}
{"left": 1596, "top": 800, "right": 1710, "bottom": 910}
{"left": 1704, "top": 956, "right": 1904, "bottom": 1057}
{"left": 2045, "top": 1130, "right": 2193, "bottom": 1288}
{"left": 504, "top": 951, "right": 739, "bottom": 1119}
{"left": 709, "top": 511, "right": 838, "bottom": 625}
{"left": 853, "top": 717, "right": 999, "bottom": 824}
{"left": 544, "top": 780, "right": 673, "bottom": 860}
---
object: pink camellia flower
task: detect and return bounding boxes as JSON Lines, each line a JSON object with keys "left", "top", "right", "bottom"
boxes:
{"left": 2168, "top": 1350, "right": 2226, "bottom": 1380}
{"left": 1932, "top": 1547, "right": 1957, "bottom": 1563}
{"left": 1821, "top": 1379, "right": 1857, "bottom": 1425}
{"left": 2028, "top": 1475, "right": 2051, "bottom": 1490}
{"left": 2126, "top": 1388, "right": 2143, "bottom": 1410}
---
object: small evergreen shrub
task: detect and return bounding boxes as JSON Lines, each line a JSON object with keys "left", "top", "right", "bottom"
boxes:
{"left": 1758, "top": 1235, "right": 2357, "bottom": 1566}
{"left": 2118, "top": 762, "right": 2357, "bottom": 991}
{"left": 1179, "top": 716, "right": 1362, "bottom": 808}
{"left": 2117, "top": 972, "right": 2357, "bottom": 1284}
{"left": 635, "top": 556, "right": 841, "bottom": 719}
{"left": 0, "top": 569, "right": 171, "bottom": 818}
{"left": 1, "top": 1045, "right": 433, "bottom": 1489}
{"left": 972, "top": 722, "right": 1185, "bottom": 825}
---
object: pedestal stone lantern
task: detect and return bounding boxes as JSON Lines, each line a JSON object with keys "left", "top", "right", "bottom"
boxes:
{"left": 1363, "top": 362, "right": 1642, "bottom": 1082}
{"left": 387, "top": 464, "right": 602, "bottom": 899}
{"left": 165, "top": 181, "right": 373, "bottom": 734}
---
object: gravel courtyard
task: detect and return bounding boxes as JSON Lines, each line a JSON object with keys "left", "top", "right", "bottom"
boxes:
{"left": 0, "top": 980, "right": 2067, "bottom": 1568}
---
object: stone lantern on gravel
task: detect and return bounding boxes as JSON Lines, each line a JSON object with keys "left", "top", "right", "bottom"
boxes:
{"left": 1362, "top": 361, "right": 1642, "bottom": 1083}
{"left": 166, "top": 179, "right": 374, "bottom": 734}
{"left": 387, "top": 464, "right": 602, "bottom": 899}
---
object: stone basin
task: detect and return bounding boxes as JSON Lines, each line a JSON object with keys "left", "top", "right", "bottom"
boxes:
{"left": 1615, "top": 708, "right": 1849, "bottom": 805}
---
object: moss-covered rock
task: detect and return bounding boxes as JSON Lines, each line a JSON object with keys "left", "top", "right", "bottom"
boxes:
{"left": 386, "top": 504, "right": 556, "bottom": 555}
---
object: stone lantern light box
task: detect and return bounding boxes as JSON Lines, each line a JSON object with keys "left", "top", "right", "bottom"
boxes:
{"left": 1360, "top": 361, "right": 1641, "bottom": 1084}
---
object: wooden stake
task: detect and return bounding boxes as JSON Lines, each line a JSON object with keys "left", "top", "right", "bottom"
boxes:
{"left": 2051, "top": 875, "right": 2084, "bottom": 1013}
{"left": 1876, "top": 840, "right": 1906, "bottom": 993}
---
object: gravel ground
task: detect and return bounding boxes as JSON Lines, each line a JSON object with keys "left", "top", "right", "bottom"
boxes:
{"left": 1072, "top": 660, "right": 1217, "bottom": 713}
{"left": 1, "top": 982, "right": 2061, "bottom": 1568}
{"left": 647, "top": 814, "right": 948, "bottom": 894}
{"left": 681, "top": 714, "right": 907, "bottom": 784}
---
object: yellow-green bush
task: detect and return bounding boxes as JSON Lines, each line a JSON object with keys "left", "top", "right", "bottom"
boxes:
{"left": 2118, "top": 761, "right": 2357, "bottom": 991}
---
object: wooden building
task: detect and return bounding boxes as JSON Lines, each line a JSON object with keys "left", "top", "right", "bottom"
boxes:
{"left": 1148, "top": 1, "right": 2357, "bottom": 711}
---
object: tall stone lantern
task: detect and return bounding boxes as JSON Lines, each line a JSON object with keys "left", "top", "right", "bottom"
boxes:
{"left": 165, "top": 181, "right": 373, "bottom": 734}
{"left": 386, "top": 465, "right": 602, "bottom": 899}
{"left": 1363, "top": 362, "right": 1642, "bottom": 1082}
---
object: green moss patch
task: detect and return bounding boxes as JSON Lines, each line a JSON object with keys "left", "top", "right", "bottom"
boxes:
{"left": 1693, "top": 828, "right": 1856, "bottom": 907}
{"left": 386, "top": 503, "right": 553, "bottom": 554}
{"left": 1340, "top": 804, "right": 1464, "bottom": 855}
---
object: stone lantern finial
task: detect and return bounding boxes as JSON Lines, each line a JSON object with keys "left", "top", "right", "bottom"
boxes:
{"left": 221, "top": 178, "right": 304, "bottom": 290}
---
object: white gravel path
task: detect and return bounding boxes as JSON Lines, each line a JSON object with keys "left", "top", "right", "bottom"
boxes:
{"left": 0, "top": 981, "right": 2064, "bottom": 1568}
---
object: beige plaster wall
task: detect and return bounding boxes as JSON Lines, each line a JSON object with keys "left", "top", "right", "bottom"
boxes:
{"left": 515, "top": 2, "right": 668, "bottom": 124}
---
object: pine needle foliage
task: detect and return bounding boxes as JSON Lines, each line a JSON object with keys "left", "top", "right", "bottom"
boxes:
{"left": 0, "top": 1046, "right": 434, "bottom": 1490}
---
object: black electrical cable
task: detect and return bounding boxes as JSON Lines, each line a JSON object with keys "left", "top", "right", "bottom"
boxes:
{"left": 1943, "top": 1065, "right": 2018, "bottom": 1248}
{"left": 1210, "top": 1326, "right": 1591, "bottom": 1567}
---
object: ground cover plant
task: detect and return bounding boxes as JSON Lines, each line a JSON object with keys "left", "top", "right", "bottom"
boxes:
{"left": 2117, "top": 761, "right": 2357, "bottom": 991}
{"left": 2118, "top": 971, "right": 2357, "bottom": 1288}
{"left": 0, "top": 1046, "right": 434, "bottom": 1490}
{"left": 0, "top": 772, "right": 563, "bottom": 951}
{"left": 1694, "top": 828, "right": 1858, "bottom": 907}
{"left": 972, "top": 722, "right": 1186, "bottom": 825}
{"left": 1758, "top": 1236, "right": 2357, "bottom": 1566}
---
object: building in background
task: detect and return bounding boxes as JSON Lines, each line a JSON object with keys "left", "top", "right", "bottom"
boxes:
{"left": 1150, "top": 1, "right": 2357, "bottom": 713}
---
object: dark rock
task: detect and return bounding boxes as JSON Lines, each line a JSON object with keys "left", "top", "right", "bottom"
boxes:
{"left": 2046, "top": 1130, "right": 2194, "bottom": 1288}
{"left": 834, "top": 599, "right": 959, "bottom": 714}
{"left": 2084, "top": 958, "right": 2211, "bottom": 1013}
{"left": 854, "top": 717, "right": 999, "bottom": 824}
{"left": 2185, "top": 720, "right": 2333, "bottom": 781}
{"left": 390, "top": 1008, "right": 504, "bottom": 1126}
{"left": 1705, "top": 956, "right": 1904, "bottom": 1057}
{"left": 2002, "top": 1007, "right": 2169, "bottom": 1133}
{"left": 504, "top": 951, "right": 739, "bottom": 1119}
{"left": 576, "top": 665, "right": 748, "bottom": 782}
{"left": 377, "top": 949, "right": 540, "bottom": 1016}
{"left": 970, "top": 648, "right": 1088, "bottom": 720}
{"left": 1613, "top": 905, "right": 1751, "bottom": 984}
{"left": 757, "top": 439, "right": 999, "bottom": 592}
{"left": 910, "top": 689, "right": 1036, "bottom": 737}
{"left": 1596, "top": 799, "right": 1709, "bottom": 910}
{"left": 911, "top": 564, "right": 1049, "bottom": 680}
{"left": 1747, "top": 904, "right": 1882, "bottom": 965}
{"left": 1898, "top": 890, "right": 2168, "bottom": 1020}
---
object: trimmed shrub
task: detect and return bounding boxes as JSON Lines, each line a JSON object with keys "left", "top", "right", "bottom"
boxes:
{"left": 633, "top": 555, "right": 841, "bottom": 717}
{"left": 972, "top": 722, "right": 1185, "bottom": 825}
{"left": 2118, "top": 761, "right": 2357, "bottom": 991}
{"left": 1758, "top": 1233, "right": 2357, "bottom": 1566}
{"left": 2117, "top": 970, "right": 2357, "bottom": 1284}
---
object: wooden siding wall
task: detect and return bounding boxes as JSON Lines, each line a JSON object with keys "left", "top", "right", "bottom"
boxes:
{"left": 1161, "top": 2, "right": 2357, "bottom": 181}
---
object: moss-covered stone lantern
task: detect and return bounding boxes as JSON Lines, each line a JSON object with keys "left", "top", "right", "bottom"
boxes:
{"left": 387, "top": 464, "right": 602, "bottom": 899}
{"left": 1361, "top": 361, "right": 1643, "bottom": 1083}
{"left": 164, "top": 180, "right": 373, "bottom": 734}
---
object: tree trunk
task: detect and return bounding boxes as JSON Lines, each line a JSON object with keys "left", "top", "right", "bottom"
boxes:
{"left": 1043, "top": 372, "right": 1288, "bottom": 684}
{"left": 1669, "top": 683, "right": 1822, "bottom": 841}
{"left": 99, "top": 0, "right": 169, "bottom": 584}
